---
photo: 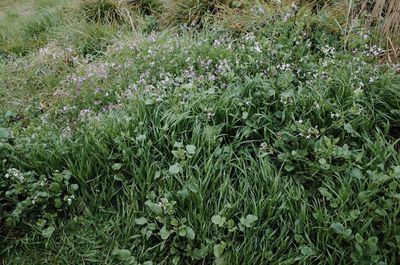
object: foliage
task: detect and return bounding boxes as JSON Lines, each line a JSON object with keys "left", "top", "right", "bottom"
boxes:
{"left": 1, "top": 0, "right": 400, "bottom": 264}
{"left": 0, "top": 169, "right": 78, "bottom": 224}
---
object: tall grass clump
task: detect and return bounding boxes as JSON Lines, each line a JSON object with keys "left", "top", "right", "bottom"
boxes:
{"left": 355, "top": 0, "right": 400, "bottom": 61}
{"left": 298, "top": 0, "right": 400, "bottom": 61}
{"left": 22, "top": 12, "right": 59, "bottom": 38}
{"left": 80, "top": 0, "right": 132, "bottom": 24}
{"left": 126, "top": 0, "right": 164, "bottom": 15}
{"left": 162, "top": 0, "right": 255, "bottom": 27}
{"left": 212, "top": 1, "right": 268, "bottom": 33}
{"left": 62, "top": 23, "right": 117, "bottom": 58}
{"left": 0, "top": 11, "right": 61, "bottom": 56}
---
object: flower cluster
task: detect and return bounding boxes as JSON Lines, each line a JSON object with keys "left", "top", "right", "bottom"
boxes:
{"left": 4, "top": 168, "right": 24, "bottom": 181}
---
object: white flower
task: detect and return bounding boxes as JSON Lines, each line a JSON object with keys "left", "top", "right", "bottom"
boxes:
{"left": 369, "top": 77, "right": 376, "bottom": 83}
{"left": 31, "top": 196, "right": 38, "bottom": 205}
{"left": 354, "top": 88, "right": 364, "bottom": 97}
{"left": 321, "top": 45, "right": 335, "bottom": 56}
{"left": 5, "top": 168, "right": 20, "bottom": 179}
{"left": 61, "top": 126, "right": 72, "bottom": 138}
{"left": 158, "top": 198, "right": 169, "bottom": 211}
{"left": 330, "top": 112, "right": 340, "bottom": 119}
{"left": 254, "top": 42, "right": 262, "bottom": 53}
{"left": 260, "top": 142, "right": 268, "bottom": 150}
{"left": 244, "top": 33, "right": 255, "bottom": 41}
{"left": 277, "top": 63, "right": 291, "bottom": 71}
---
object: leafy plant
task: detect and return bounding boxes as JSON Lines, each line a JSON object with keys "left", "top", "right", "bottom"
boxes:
{"left": 0, "top": 169, "right": 79, "bottom": 227}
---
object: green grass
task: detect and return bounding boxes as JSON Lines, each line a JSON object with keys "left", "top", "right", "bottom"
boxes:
{"left": 1, "top": 1, "right": 400, "bottom": 265}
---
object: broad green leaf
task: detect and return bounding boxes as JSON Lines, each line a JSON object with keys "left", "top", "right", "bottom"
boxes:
{"left": 211, "top": 215, "right": 226, "bottom": 227}
{"left": 351, "top": 168, "right": 364, "bottom": 180}
{"left": 240, "top": 214, "right": 258, "bottom": 228}
{"left": 111, "top": 248, "right": 132, "bottom": 261}
{"left": 168, "top": 164, "right": 180, "bottom": 174}
{"left": 42, "top": 225, "right": 55, "bottom": 238}
{"left": 145, "top": 98, "right": 154, "bottom": 105}
{"left": 160, "top": 225, "right": 171, "bottom": 240}
{"left": 49, "top": 182, "right": 61, "bottom": 193}
{"left": 172, "top": 256, "right": 180, "bottom": 265}
{"left": 192, "top": 244, "right": 209, "bottom": 260}
{"left": 177, "top": 188, "right": 189, "bottom": 198}
{"left": 330, "top": 222, "right": 345, "bottom": 234}
{"left": 185, "top": 145, "right": 196, "bottom": 155}
{"left": 344, "top": 123, "right": 356, "bottom": 134}
{"left": 355, "top": 233, "right": 363, "bottom": 243}
{"left": 0, "top": 128, "right": 12, "bottom": 140}
{"left": 213, "top": 242, "right": 226, "bottom": 258}
{"left": 284, "top": 164, "right": 294, "bottom": 172}
{"left": 187, "top": 183, "right": 199, "bottom": 193}
{"left": 63, "top": 171, "right": 72, "bottom": 181}
{"left": 170, "top": 218, "right": 179, "bottom": 226}
{"left": 154, "top": 171, "right": 161, "bottom": 180}
{"left": 174, "top": 142, "right": 184, "bottom": 148}
{"left": 331, "top": 222, "right": 352, "bottom": 238}
{"left": 318, "top": 187, "right": 332, "bottom": 200}
{"left": 367, "top": 237, "right": 378, "bottom": 254}
{"left": 135, "top": 217, "right": 148, "bottom": 225}
{"left": 348, "top": 210, "right": 361, "bottom": 221}
{"left": 36, "top": 191, "right": 49, "bottom": 197}
{"left": 112, "top": 163, "right": 122, "bottom": 171}
{"left": 178, "top": 227, "right": 187, "bottom": 237}
{"left": 54, "top": 198, "right": 62, "bottom": 208}
{"left": 70, "top": 184, "right": 79, "bottom": 192}
{"left": 186, "top": 227, "right": 195, "bottom": 240}
{"left": 145, "top": 200, "right": 163, "bottom": 215}
{"left": 136, "top": 134, "right": 146, "bottom": 142}
{"left": 300, "top": 245, "right": 314, "bottom": 256}
{"left": 5, "top": 111, "right": 16, "bottom": 119}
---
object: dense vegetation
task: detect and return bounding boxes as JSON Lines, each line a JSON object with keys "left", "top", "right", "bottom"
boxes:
{"left": 1, "top": 0, "right": 400, "bottom": 264}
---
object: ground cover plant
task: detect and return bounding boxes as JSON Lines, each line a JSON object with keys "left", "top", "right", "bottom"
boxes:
{"left": 1, "top": 0, "right": 400, "bottom": 264}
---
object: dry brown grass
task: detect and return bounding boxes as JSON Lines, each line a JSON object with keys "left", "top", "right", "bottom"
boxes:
{"left": 300, "top": 0, "right": 399, "bottom": 62}
{"left": 352, "top": 0, "right": 400, "bottom": 62}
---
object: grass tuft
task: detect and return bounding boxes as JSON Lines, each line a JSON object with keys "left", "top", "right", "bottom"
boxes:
{"left": 80, "top": 0, "right": 131, "bottom": 24}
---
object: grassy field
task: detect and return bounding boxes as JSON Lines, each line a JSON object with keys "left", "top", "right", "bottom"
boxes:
{"left": 1, "top": 0, "right": 400, "bottom": 264}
